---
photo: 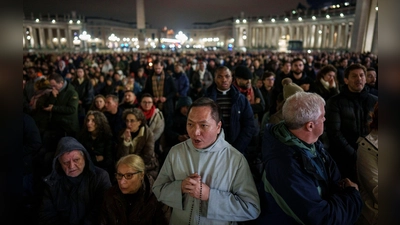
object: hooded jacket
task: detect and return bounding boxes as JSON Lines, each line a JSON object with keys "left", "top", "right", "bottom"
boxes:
{"left": 259, "top": 122, "right": 362, "bottom": 225}
{"left": 39, "top": 137, "right": 111, "bottom": 225}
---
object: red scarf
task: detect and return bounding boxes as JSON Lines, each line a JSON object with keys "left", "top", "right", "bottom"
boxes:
{"left": 140, "top": 105, "right": 156, "bottom": 120}
{"left": 234, "top": 82, "right": 255, "bottom": 104}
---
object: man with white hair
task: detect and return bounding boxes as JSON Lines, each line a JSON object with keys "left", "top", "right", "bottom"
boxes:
{"left": 258, "top": 92, "right": 362, "bottom": 224}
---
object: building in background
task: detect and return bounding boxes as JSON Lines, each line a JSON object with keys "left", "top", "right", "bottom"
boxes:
{"left": 22, "top": 0, "right": 377, "bottom": 53}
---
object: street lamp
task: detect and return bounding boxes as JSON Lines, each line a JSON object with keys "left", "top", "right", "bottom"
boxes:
{"left": 79, "top": 31, "right": 91, "bottom": 52}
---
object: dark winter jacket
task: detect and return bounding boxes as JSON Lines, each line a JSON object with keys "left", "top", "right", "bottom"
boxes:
{"left": 98, "top": 175, "right": 169, "bottom": 225}
{"left": 205, "top": 83, "right": 255, "bottom": 153}
{"left": 259, "top": 123, "right": 362, "bottom": 225}
{"left": 325, "top": 86, "right": 378, "bottom": 165}
{"left": 71, "top": 78, "right": 95, "bottom": 112}
{"left": 47, "top": 81, "right": 80, "bottom": 134}
{"left": 39, "top": 137, "right": 111, "bottom": 225}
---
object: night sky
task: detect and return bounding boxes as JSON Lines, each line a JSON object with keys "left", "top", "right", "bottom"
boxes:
{"left": 23, "top": 0, "right": 309, "bottom": 30}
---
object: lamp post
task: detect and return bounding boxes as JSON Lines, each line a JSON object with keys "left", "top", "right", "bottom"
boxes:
{"left": 79, "top": 31, "right": 91, "bottom": 52}
{"left": 108, "top": 33, "right": 119, "bottom": 50}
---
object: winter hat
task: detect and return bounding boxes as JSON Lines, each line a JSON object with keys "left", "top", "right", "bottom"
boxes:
{"left": 234, "top": 65, "right": 253, "bottom": 80}
{"left": 176, "top": 96, "right": 193, "bottom": 109}
{"left": 282, "top": 78, "right": 303, "bottom": 101}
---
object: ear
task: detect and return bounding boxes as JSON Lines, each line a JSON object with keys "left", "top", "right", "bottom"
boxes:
{"left": 217, "top": 121, "right": 222, "bottom": 134}
{"left": 305, "top": 121, "right": 313, "bottom": 131}
{"left": 344, "top": 77, "right": 349, "bottom": 85}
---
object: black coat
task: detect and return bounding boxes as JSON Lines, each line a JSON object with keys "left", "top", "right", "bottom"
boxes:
{"left": 39, "top": 137, "right": 111, "bottom": 225}
{"left": 325, "top": 85, "right": 377, "bottom": 179}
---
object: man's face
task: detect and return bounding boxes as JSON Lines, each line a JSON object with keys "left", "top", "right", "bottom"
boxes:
{"left": 345, "top": 68, "right": 366, "bottom": 93}
{"left": 282, "top": 63, "right": 291, "bottom": 73}
{"left": 236, "top": 77, "right": 251, "bottom": 89}
{"left": 59, "top": 150, "right": 85, "bottom": 177}
{"left": 341, "top": 59, "right": 348, "bottom": 68}
{"left": 291, "top": 61, "right": 304, "bottom": 75}
{"left": 49, "top": 79, "right": 64, "bottom": 91}
{"left": 215, "top": 69, "right": 232, "bottom": 91}
{"left": 263, "top": 76, "right": 275, "bottom": 88}
{"left": 198, "top": 62, "right": 205, "bottom": 71}
{"left": 28, "top": 69, "right": 36, "bottom": 79}
{"left": 124, "top": 92, "right": 136, "bottom": 104}
{"left": 105, "top": 97, "right": 117, "bottom": 112}
{"left": 186, "top": 106, "right": 221, "bottom": 149}
{"left": 153, "top": 63, "right": 163, "bottom": 75}
{"left": 366, "top": 70, "right": 377, "bottom": 86}
{"left": 76, "top": 68, "right": 84, "bottom": 78}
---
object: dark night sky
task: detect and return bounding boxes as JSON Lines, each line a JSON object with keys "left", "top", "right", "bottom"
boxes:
{"left": 23, "top": 0, "right": 309, "bottom": 30}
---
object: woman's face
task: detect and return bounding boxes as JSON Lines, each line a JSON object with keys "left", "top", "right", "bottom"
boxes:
{"left": 86, "top": 115, "right": 97, "bottom": 133}
{"left": 140, "top": 97, "right": 153, "bottom": 111}
{"left": 116, "top": 163, "right": 144, "bottom": 194}
{"left": 95, "top": 97, "right": 105, "bottom": 110}
{"left": 125, "top": 114, "right": 141, "bottom": 132}
{"left": 323, "top": 71, "right": 336, "bottom": 82}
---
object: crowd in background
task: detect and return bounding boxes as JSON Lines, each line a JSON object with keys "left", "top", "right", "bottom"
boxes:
{"left": 22, "top": 49, "right": 378, "bottom": 225}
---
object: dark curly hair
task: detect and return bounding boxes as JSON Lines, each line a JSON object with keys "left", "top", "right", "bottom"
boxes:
{"left": 79, "top": 110, "right": 112, "bottom": 139}
{"left": 122, "top": 108, "right": 147, "bottom": 126}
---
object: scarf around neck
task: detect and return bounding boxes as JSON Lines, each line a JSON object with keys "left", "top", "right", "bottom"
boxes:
{"left": 140, "top": 105, "right": 156, "bottom": 121}
{"left": 151, "top": 72, "right": 165, "bottom": 97}
{"left": 234, "top": 82, "right": 255, "bottom": 104}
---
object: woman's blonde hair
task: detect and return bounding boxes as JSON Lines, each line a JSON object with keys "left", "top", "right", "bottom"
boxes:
{"left": 116, "top": 154, "right": 145, "bottom": 174}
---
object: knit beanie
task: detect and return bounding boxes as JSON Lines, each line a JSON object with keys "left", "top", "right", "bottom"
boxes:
{"left": 176, "top": 96, "right": 193, "bottom": 109}
{"left": 282, "top": 78, "right": 303, "bottom": 101}
{"left": 234, "top": 65, "right": 253, "bottom": 79}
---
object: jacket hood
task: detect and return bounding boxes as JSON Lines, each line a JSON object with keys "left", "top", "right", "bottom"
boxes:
{"left": 49, "top": 136, "right": 96, "bottom": 178}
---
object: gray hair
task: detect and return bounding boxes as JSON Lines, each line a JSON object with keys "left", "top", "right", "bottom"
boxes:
{"left": 282, "top": 92, "right": 325, "bottom": 129}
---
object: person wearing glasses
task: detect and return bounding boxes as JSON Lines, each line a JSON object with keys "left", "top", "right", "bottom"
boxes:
{"left": 38, "top": 136, "right": 111, "bottom": 225}
{"left": 116, "top": 108, "right": 159, "bottom": 181}
{"left": 98, "top": 154, "right": 169, "bottom": 225}
{"left": 138, "top": 93, "right": 165, "bottom": 162}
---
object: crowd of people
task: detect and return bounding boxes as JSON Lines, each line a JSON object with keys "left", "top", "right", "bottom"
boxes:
{"left": 22, "top": 49, "right": 378, "bottom": 225}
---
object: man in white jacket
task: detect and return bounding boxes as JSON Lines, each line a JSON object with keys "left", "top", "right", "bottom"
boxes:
{"left": 153, "top": 97, "right": 260, "bottom": 224}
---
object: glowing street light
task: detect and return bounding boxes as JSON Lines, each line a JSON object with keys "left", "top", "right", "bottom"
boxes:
{"left": 175, "top": 31, "right": 188, "bottom": 44}
{"left": 79, "top": 31, "right": 91, "bottom": 52}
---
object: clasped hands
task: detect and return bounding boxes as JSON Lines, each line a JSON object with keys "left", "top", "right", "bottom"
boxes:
{"left": 181, "top": 173, "right": 209, "bottom": 201}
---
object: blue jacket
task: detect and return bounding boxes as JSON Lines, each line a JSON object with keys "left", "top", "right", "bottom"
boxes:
{"left": 173, "top": 72, "right": 190, "bottom": 97}
{"left": 259, "top": 123, "right": 362, "bottom": 225}
{"left": 206, "top": 83, "right": 255, "bottom": 153}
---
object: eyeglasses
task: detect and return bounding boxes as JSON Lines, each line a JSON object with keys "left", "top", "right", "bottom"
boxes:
{"left": 115, "top": 171, "right": 142, "bottom": 180}
{"left": 141, "top": 101, "right": 153, "bottom": 104}
{"left": 126, "top": 119, "right": 139, "bottom": 123}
